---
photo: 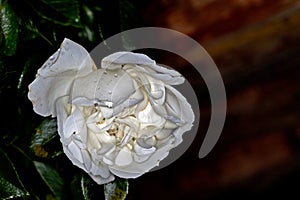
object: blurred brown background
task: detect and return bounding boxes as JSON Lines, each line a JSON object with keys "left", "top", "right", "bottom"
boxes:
{"left": 127, "top": 0, "right": 300, "bottom": 199}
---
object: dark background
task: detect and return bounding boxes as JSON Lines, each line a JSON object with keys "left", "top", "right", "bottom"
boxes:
{"left": 0, "top": 0, "right": 299, "bottom": 199}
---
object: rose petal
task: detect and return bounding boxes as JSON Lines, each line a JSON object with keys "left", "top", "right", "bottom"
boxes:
{"left": 96, "top": 133, "right": 116, "bottom": 154}
{"left": 102, "top": 52, "right": 184, "bottom": 85}
{"left": 137, "top": 102, "right": 163, "bottom": 124}
{"left": 134, "top": 142, "right": 156, "bottom": 156}
{"left": 100, "top": 106, "right": 114, "bottom": 118}
{"left": 132, "top": 141, "right": 156, "bottom": 163}
{"left": 164, "top": 85, "right": 195, "bottom": 146}
{"left": 63, "top": 107, "right": 82, "bottom": 139}
{"left": 133, "top": 153, "right": 151, "bottom": 163}
{"left": 146, "top": 76, "right": 166, "bottom": 105}
{"left": 115, "top": 146, "right": 133, "bottom": 166}
{"left": 28, "top": 38, "right": 95, "bottom": 117}
{"left": 55, "top": 96, "right": 71, "bottom": 138}
{"left": 89, "top": 174, "right": 115, "bottom": 185}
{"left": 112, "top": 88, "right": 144, "bottom": 116}
{"left": 109, "top": 137, "right": 174, "bottom": 178}
{"left": 71, "top": 69, "right": 137, "bottom": 111}
{"left": 87, "top": 129, "right": 102, "bottom": 151}
{"left": 38, "top": 38, "right": 95, "bottom": 77}
{"left": 82, "top": 149, "right": 92, "bottom": 171}
{"left": 90, "top": 162, "right": 111, "bottom": 179}
{"left": 155, "top": 129, "right": 174, "bottom": 140}
{"left": 67, "top": 141, "right": 84, "bottom": 163}
{"left": 102, "top": 52, "right": 155, "bottom": 68}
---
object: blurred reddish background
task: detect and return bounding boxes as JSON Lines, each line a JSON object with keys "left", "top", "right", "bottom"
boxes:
{"left": 127, "top": 0, "right": 300, "bottom": 199}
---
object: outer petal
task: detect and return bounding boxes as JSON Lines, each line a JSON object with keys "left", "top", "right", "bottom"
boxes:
{"left": 55, "top": 96, "right": 72, "bottom": 138}
{"left": 101, "top": 51, "right": 184, "bottom": 85}
{"left": 162, "top": 85, "right": 195, "bottom": 146}
{"left": 71, "top": 69, "right": 135, "bottom": 106}
{"left": 101, "top": 51, "right": 155, "bottom": 68}
{"left": 28, "top": 38, "right": 96, "bottom": 117}
{"left": 109, "top": 136, "right": 175, "bottom": 178}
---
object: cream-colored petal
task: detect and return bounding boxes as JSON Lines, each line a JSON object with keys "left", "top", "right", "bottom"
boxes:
{"left": 71, "top": 68, "right": 137, "bottom": 113}
{"left": 38, "top": 38, "right": 95, "bottom": 77}
{"left": 146, "top": 76, "right": 166, "bottom": 105}
{"left": 68, "top": 141, "right": 84, "bottom": 163}
{"left": 101, "top": 51, "right": 184, "bottom": 85}
{"left": 133, "top": 153, "right": 152, "bottom": 163}
{"left": 90, "top": 162, "right": 111, "bottom": 179}
{"left": 115, "top": 146, "right": 133, "bottom": 167}
{"left": 115, "top": 116, "right": 139, "bottom": 132}
{"left": 112, "top": 89, "right": 144, "bottom": 117}
{"left": 155, "top": 128, "right": 174, "bottom": 140}
{"left": 134, "top": 142, "right": 156, "bottom": 156}
{"left": 137, "top": 102, "right": 163, "bottom": 124}
{"left": 164, "top": 85, "right": 195, "bottom": 146}
{"left": 82, "top": 149, "right": 92, "bottom": 171}
{"left": 63, "top": 116, "right": 76, "bottom": 139}
{"left": 55, "top": 96, "right": 71, "bottom": 137}
{"left": 28, "top": 38, "right": 95, "bottom": 117}
{"left": 96, "top": 133, "right": 116, "bottom": 154}
{"left": 89, "top": 173, "right": 115, "bottom": 185}
{"left": 102, "top": 52, "right": 155, "bottom": 69}
{"left": 109, "top": 137, "right": 174, "bottom": 178}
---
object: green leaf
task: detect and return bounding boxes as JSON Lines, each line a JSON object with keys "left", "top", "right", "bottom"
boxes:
{"left": 81, "top": 174, "right": 105, "bottom": 200}
{"left": 17, "top": 16, "right": 54, "bottom": 47}
{"left": 17, "top": 55, "right": 34, "bottom": 93}
{"left": 0, "top": 177, "right": 28, "bottom": 199}
{"left": 0, "top": 2, "right": 19, "bottom": 56}
{"left": 33, "top": 161, "right": 65, "bottom": 199}
{"left": 31, "top": 119, "right": 60, "bottom": 158}
{"left": 0, "top": 147, "right": 29, "bottom": 195}
{"left": 104, "top": 178, "right": 128, "bottom": 200}
{"left": 28, "top": 0, "right": 81, "bottom": 27}
{"left": 31, "top": 119, "right": 58, "bottom": 146}
{"left": 70, "top": 174, "right": 84, "bottom": 200}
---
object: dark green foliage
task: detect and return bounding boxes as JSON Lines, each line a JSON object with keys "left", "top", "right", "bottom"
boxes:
{"left": 0, "top": 177, "right": 28, "bottom": 199}
{"left": 81, "top": 173, "right": 105, "bottom": 200}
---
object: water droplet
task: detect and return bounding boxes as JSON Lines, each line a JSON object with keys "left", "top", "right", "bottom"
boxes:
{"left": 104, "top": 101, "right": 113, "bottom": 108}
{"left": 94, "top": 100, "right": 113, "bottom": 108}
{"left": 108, "top": 90, "right": 112, "bottom": 94}
{"left": 114, "top": 73, "right": 118, "bottom": 77}
{"left": 49, "top": 55, "right": 55, "bottom": 61}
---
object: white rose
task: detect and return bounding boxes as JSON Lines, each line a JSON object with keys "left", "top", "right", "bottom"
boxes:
{"left": 28, "top": 38, "right": 194, "bottom": 184}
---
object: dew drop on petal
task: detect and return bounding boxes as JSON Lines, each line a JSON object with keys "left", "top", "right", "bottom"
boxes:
{"left": 49, "top": 55, "right": 55, "bottom": 61}
{"left": 104, "top": 101, "right": 113, "bottom": 108}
